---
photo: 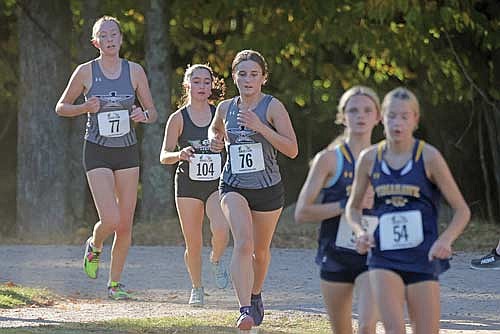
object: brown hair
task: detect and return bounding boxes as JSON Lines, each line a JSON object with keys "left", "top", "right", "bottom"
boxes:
{"left": 231, "top": 50, "right": 269, "bottom": 78}
{"left": 92, "top": 16, "right": 121, "bottom": 41}
{"left": 177, "top": 64, "right": 226, "bottom": 108}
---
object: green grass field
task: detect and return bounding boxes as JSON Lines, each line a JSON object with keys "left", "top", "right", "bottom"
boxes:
{"left": 0, "top": 283, "right": 54, "bottom": 309}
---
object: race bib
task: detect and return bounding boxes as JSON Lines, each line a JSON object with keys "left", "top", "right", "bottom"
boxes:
{"left": 97, "top": 110, "right": 130, "bottom": 137}
{"left": 335, "top": 214, "right": 379, "bottom": 250}
{"left": 229, "top": 143, "right": 265, "bottom": 174}
{"left": 379, "top": 210, "right": 423, "bottom": 251}
{"left": 189, "top": 153, "right": 222, "bottom": 181}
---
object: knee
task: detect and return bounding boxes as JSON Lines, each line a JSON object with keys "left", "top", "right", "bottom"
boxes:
{"left": 211, "top": 222, "right": 229, "bottom": 239}
{"left": 185, "top": 239, "right": 203, "bottom": 255}
{"left": 253, "top": 248, "right": 270, "bottom": 263}
{"left": 114, "top": 221, "right": 132, "bottom": 237}
{"left": 234, "top": 239, "right": 254, "bottom": 257}
{"left": 100, "top": 212, "right": 121, "bottom": 231}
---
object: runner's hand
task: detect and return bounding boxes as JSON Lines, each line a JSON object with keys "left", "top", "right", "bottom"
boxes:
{"left": 237, "top": 109, "right": 264, "bottom": 133}
{"left": 84, "top": 96, "right": 100, "bottom": 114}
{"left": 178, "top": 146, "right": 195, "bottom": 162}
{"left": 130, "top": 105, "right": 148, "bottom": 123}
{"left": 355, "top": 231, "right": 374, "bottom": 255}
{"left": 428, "top": 237, "right": 452, "bottom": 261}
{"left": 209, "top": 135, "right": 224, "bottom": 153}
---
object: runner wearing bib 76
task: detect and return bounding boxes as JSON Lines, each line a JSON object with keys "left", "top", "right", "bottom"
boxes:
{"left": 209, "top": 50, "right": 298, "bottom": 330}
{"left": 346, "top": 87, "right": 470, "bottom": 334}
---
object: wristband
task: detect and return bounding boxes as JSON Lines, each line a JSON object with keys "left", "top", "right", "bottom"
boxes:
{"left": 143, "top": 110, "right": 150, "bottom": 122}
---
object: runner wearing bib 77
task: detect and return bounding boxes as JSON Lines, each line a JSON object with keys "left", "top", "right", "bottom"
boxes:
{"left": 346, "top": 87, "right": 470, "bottom": 334}
{"left": 209, "top": 50, "right": 298, "bottom": 330}
{"left": 295, "top": 86, "right": 381, "bottom": 334}
{"left": 55, "top": 16, "right": 158, "bottom": 300}
{"left": 160, "top": 64, "right": 230, "bottom": 306}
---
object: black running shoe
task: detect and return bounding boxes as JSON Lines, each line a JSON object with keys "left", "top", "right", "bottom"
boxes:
{"left": 470, "top": 249, "right": 500, "bottom": 270}
{"left": 250, "top": 293, "right": 264, "bottom": 326}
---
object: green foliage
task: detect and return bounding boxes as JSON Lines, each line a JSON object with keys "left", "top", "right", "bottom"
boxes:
{"left": 1, "top": 0, "right": 499, "bottom": 227}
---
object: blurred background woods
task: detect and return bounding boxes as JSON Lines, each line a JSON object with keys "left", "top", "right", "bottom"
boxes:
{"left": 0, "top": 0, "right": 499, "bottom": 243}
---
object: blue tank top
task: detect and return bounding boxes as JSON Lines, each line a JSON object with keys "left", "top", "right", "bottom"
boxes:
{"left": 222, "top": 95, "right": 281, "bottom": 189}
{"left": 316, "top": 143, "right": 369, "bottom": 272}
{"left": 176, "top": 105, "right": 222, "bottom": 176}
{"left": 368, "top": 139, "right": 449, "bottom": 275}
{"left": 84, "top": 59, "right": 136, "bottom": 147}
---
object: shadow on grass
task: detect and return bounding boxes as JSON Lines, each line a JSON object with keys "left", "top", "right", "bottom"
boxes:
{"left": 0, "top": 323, "right": 289, "bottom": 334}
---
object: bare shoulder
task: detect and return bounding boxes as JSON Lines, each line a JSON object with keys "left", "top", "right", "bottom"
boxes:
{"left": 421, "top": 142, "right": 441, "bottom": 162}
{"left": 167, "top": 108, "right": 184, "bottom": 123}
{"left": 128, "top": 60, "right": 145, "bottom": 72}
{"left": 359, "top": 144, "right": 378, "bottom": 162}
{"left": 268, "top": 96, "right": 287, "bottom": 113}
{"left": 314, "top": 148, "right": 336, "bottom": 168}
{"left": 128, "top": 61, "right": 147, "bottom": 79}
{"left": 216, "top": 99, "right": 233, "bottom": 118}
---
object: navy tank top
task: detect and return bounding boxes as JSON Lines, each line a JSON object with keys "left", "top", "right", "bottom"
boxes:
{"left": 316, "top": 143, "right": 371, "bottom": 272}
{"left": 368, "top": 139, "right": 449, "bottom": 275}
{"left": 84, "top": 59, "right": 136, "bottom": 147}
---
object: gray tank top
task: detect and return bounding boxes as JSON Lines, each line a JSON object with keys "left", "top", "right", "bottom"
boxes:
{"left": 176, "top": 105, "right": 220, "bottom": 175}
{"left": 222, "top": 94, "right": 281, "bottom": 189}
{"left": 84, "top": 59, "right": 137, "bottom": 147}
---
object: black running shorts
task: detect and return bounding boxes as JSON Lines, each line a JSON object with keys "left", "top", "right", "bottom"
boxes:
{"left": 83, "top": 141, "right": 139, "bottom": 172}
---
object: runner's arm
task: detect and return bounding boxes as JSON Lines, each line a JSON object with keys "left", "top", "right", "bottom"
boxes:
{"left": 295, "top": 151, "right": 344, "bottom": 223}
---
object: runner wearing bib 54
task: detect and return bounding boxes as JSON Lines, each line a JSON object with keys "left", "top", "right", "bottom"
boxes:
{"left": 346, "top": 87, "right": 470, "bottom": 334}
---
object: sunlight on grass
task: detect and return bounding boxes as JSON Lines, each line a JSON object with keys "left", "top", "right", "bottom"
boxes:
{"left": 0, "top": 283, "right": 54, "bottom": 309}
{"left": 0, "top": 311, "right": 331, "bottom": 334}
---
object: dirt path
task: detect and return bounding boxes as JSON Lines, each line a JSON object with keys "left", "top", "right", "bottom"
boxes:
{"left": 0, "top": 245, "right": 499, "bottom": 333}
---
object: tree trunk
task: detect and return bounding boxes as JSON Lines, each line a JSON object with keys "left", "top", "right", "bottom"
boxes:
{"left": 478, "top": 106, "right": 494, "bottom": 223}
{"left": 66, "top": 0, "right": 100, "bottom": 230}
{"left": 17, "top": 0, "right": 72, "bottom": 238}
{"left": 483, "top": 103, "right": 500, "bottom": 222}
{"left": 139, "top": 0, "right": 175, "bottom": 224}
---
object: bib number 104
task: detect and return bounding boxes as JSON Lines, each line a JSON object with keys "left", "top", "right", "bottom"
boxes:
{"left": 189, "top": 154, "right": 221, "bottom": 181}
{"left": 195, "top": 162, "right": 214, "bottom": 177}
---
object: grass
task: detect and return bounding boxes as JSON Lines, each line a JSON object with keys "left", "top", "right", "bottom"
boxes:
{"left": 0, "top": 311, "right": 331, "bottom": 334}
{"left": 0, "top": 282, "right": 55, "bottom": 309}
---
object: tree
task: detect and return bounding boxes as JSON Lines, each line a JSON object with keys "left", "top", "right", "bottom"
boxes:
{"left": 139, "top": 0, "right": 175, "bottom": 224}
{"left": 16, "top": 0, "right": 72, "bottom": 238}
{"left": 66, "top": 0, "right": 101, "bottom": 230}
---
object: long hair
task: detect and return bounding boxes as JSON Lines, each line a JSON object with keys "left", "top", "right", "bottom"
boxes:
{"left": 177, "top": 64, "right": 226, "bottom": 109}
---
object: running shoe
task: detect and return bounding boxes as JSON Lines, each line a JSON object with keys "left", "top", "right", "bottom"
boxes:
{"left": 236, "top": 306, "right": 254, "bottom": 330}
{"left": 188, "top": 287, "right": 204, "bottom": 307}
{"left": 211, "top": 260, "right": 230, "bottom": 289}
{"left": 250, "top": 293, "right": 264, "bottom": 326}
{"left": 108, "top": 281, "right": 133, "bottom": 300}
{"left": 83, "top": 237, "right": 100, "bottom": 279}
{"left": 470, "top": 249, "right": 500, "bottom": 270}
